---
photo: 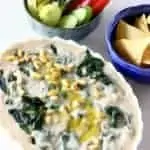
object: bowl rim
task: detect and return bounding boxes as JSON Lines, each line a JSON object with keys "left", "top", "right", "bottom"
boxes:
{"left": 105, "top": 4, "right": 150, "bottom": 75}
{"left": 23, "top": 0, "right": 102, "bottom": 31}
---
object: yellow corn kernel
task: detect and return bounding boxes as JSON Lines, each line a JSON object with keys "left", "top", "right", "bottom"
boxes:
{"left": 17, "top": 49, "right": 24, "bottom": 57}
{"left": 31, "top": 72, "right": 42, "bottom": 80}
{"left": 71, "top": 101, "right": 80, "bottom": 110}
{"left": 49, "top": 67, "right": 58, "bottom": 72}
{"left": 51, "top": 71, "right": 61, "bottom": 81}
{"left": 39, "top": 56, "right": 47, "bottom": 63}
{"left": 76, "top": 120, "right": 89, "bottom": 136}
{"left": 33, "top": 60, "right": 41, "bottom": 69}
{"left": 46, "top": 62, "right": 53, "bottom": 69}
{"left": 45, "top": 115, "right": 52, "bottom": 125}
{"left": 69, "top": 118, "right": 81, "bottom": 131}
{"left": 62, "top": 79, "right": 71, "bottom": 90}
{"left": 45, "top": 74, "right": 51, "bottom": 81}
{"left": 39, "top": 50, "right": 47, "bottom": 63}
{"left": 71, "top": 82, "right": 81, "bottom": 91}
{"left": 71, "top": 79, "right": 86, "bottom": 91}
{"left": 68, "top": 91, "right": 84, "bottom": 104}
{"left": 78, "top": 79, "right": 86, "bottom": 85}
{"left": 51, "top": 96, "right": 59, "bottom": 101}
{"left": 40, "top": 50, "right": 46, "bottom": 57}
{"left": 54, "top": 63, "right": 64, "bottom": 69}
{"left": 80, "top": 126, "right": 99, "bottom": 143}
{"left": 24, "top": 53, "right": 30, "bottom": 62}
{"left": 65, "top": 103, "right": 71, "bottom": 112}
{"left": 18, "top": 58, "right": 25, "bottom": 63}
{"left": 5, "top": 55, "right": 17, "bottom": 61}
{"left": 48, "top": 89, "right": 58, "bottom": 96}
{"left": 47, "top": 80, "right": 60, "bottom": 86}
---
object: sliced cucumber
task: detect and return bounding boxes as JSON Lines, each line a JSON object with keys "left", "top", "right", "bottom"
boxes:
{"left": 72, "top": 6, "right": 93, "bottom": 25}
{"left": 72, "top": 7, "right": 87, "bottom": 25}
{"left": 27, "top": 0, "right": 38, "bottom": 17}
{"left": 59, "top": 15, "right": 78, "bottom": 28}
{"left": 39, "top": 3, "right": 62, "bottom": 26}
{"left": 38, "top": 0, "right": 50, "bottom": 9}
{"left": 84, "top": 6, "right": 93, "bottom": 23}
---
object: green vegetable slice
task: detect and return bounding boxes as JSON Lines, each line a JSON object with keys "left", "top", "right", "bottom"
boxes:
{"left": 59, "top": 15, "right": 78, "bottom": 28}
{"left": 39, "top": 2, "right": 62, "bottom": 26}
{"left": 72, "top": 6, "right": 93, "bottom": 25}
{"left": 84, "top": 6, "right": 93, "bottom": 23}
{"left": 72, "top": 7, "right": 87, "bottom": 25}
{"left": 27, "top": 0, "right": 38, "bottom": 17}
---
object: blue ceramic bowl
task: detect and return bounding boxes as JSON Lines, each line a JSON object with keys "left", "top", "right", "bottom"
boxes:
{"left": 105, "top": 5, "right": 150, "bottom": 83}
{"left": 23, "top": 0, "right": 102, "bottom": 41}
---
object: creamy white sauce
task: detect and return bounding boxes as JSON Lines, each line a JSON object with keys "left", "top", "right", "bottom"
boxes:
{"left": 0, "top": 38, "right": 142, "bottom": 150}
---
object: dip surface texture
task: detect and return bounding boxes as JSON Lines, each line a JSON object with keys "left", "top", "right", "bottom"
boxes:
{"left": 0, "top": 38, "right": 142, "bottom": 150}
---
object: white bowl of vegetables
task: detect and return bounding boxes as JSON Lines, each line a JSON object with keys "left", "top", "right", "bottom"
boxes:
{"left": 24, "top": 0, "right": 110, "bottom": 40}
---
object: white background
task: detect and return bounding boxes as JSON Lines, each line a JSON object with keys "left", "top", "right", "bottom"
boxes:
{"left": 0, "top": 0, "right": 150, "bottom": 149}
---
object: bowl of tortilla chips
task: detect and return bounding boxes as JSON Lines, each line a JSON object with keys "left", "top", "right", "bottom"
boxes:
{"left": 105, "top": 5, "right": 150, "bottom": 83}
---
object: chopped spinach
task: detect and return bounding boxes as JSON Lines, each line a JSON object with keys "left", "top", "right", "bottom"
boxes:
{"left": 105, "top": 106, "right": 127, "bottom": 128}
{"left": 50, "top": 104, "right": 60, "bottom": 110}
{"left": 59, "top": 133, "right": 79, "bottom": 150}
{"left": 8, "top": 73, "right": 17, "bottom": 82}
{"left": 0, "top": 70, "right": 8, "bottom": 93}
{"left": 5, "top": 99, "right": 13, "bottom": 105}
{"left": 62, "top": 133, "right": 70, "bottom": 142}
{"left": 76, "top": 50, "right": 112, "bottom": 85}
{"left": 50, "top": 44, "right": 57, "bottom": 55}
{"left": 0, "top": 70, "right": 3, "bottom": 76}
{"left": 56, "top": 54, "right": 74, "bottom": 65}
{"left": 9, "top": 109, "right": 32, "bottom": 134}
{"left": 22, "top": 95, "right": 44, "bottom": 107}
{"left": 48, "top": 83, "right": 57, "bottom": 90}
{"left": 31, "top": 136, "right": 36, "bottom": 145}
{"left": 19, "top": 62, "right": 35, "bottom": 76}
{"left": 59, "top": 133, "right": 70, "bottom": 150}
{"left": 9, "top": 96, "right": 46, "bottom": 134}
{"left": 60, "top": 90, "right": 68, "bottom": 99}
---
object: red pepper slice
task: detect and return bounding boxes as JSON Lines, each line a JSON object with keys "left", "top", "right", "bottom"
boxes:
{"left": 90, "top": 0, "right": 110, "bottom": 15}
{"left": 66, "top": 0, "right": 91, "bottom": 12}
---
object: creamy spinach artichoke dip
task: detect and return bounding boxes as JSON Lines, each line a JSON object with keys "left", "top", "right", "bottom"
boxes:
{"left": 0, "top": 38, "right": 142, "bottom": 150}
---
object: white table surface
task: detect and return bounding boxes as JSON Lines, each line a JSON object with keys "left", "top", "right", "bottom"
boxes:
{"left": 0, "top": 0, "right": 150, "bottom": 149}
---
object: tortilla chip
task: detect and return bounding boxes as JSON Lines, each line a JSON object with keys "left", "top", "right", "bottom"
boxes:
{"left": 134, "top": 14, "right": 149, "bottom": 33}
{"left": 115, "top": 38, "right": 150, "bottom": 65}
{"left": 142, "top": 45, "right": 150, "bottom": 66}
{"left": 147, "top": 15, "right": 150, "bottom": 24}
{"left": 116, "top": 20, "right": 150, "bottom": 40}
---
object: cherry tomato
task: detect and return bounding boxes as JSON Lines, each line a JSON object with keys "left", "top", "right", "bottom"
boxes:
{"left": 66, "top": 0, "right": 91, "bottom": 11}
{"left": 90, "top": 0, "right": 110, "bottom": 15}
